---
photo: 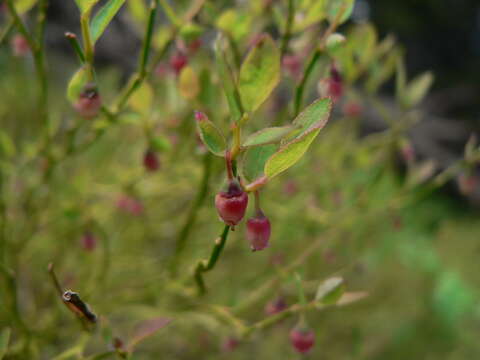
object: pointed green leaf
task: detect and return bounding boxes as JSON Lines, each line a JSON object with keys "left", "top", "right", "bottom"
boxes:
{"left": 241, "top": 144, "right": 277, "bottom": 182}
{"left": 75, "top": 0, "right": 99, "bottom": 14}
{"left": 67, "top": 66, "right": 90, "bottom": 104}
{"left": 195, "top": 112, "right": 227, "bottom": 156}
{"left": 315, "top": 277, "right": 345, "bottom": 306}
{"left": 264, "top": 98, "right": 332, "bottom": 179}
{"left": 239, "top": 34, "right": 280, "bottom": 112}
{"left": 0, "top": 328, "right": 10, "bottom": 360}
{"left": 90, "top": 0, "right": 126, "bottom": 43}
{"left": 293, "top": 0, "right": 327, "bottom": 32}
{"left": 403, "top": 71, "right": 434, "bottom": 108}
{"left": 243, "top": 126, "right": 294, "bottom": 148}
{"left": 215, "top": 34, "right": 243, "bottom": 121}
{"left": 326, "top": 0, "right": 354, "bottom": 25}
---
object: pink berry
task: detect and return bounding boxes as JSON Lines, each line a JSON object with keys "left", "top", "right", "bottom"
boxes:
{"left": 11, "top": 34, "right": 29, "bottom": 57}
{"left": 246, "top": 212, "right": 271, "bottom": 251}
{"left": 265, "top": 297, "right": 287, "bottom": 316}
{"left": 81, "top": 231, "right": 96, "bottom": 251}
{"left": 290, "top": 327, "right": 315, "bottom": 354}
{"left": 169, "top": 51, "right": 188, "bottom": 75}
{"left": 143, "top": 149, "right": 160, "bottom": 172}
{"left": 74, "top": 84, "right": 102, "bottom": 119}
{"left": 215, "top": 181, "right": 249, "bottom": 226}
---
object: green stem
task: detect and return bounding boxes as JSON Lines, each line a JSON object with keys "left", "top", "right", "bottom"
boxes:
{"left": 280, "top": 0, "right": 294, "bottom": 57}
{"left": 171, "top": 153, "right": 213, "bottom": 274}
{"left": 194, "top": 225, "right": 231, "bottom": 295}
{"left": 0, "top": 19, "right": 14, "bottom": 45}
{"left": 293, "top": 49, "right": 321, "bottom": 116}
{"left": 139, "top": 0, "right": 157, "bottom": 77}
{"left": 80, "top": 11, "right": 94, "bottom": 65}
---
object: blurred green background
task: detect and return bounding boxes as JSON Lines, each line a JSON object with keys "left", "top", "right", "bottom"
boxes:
{"left": 0, "top": 0, "right": 480, "bottom": 359}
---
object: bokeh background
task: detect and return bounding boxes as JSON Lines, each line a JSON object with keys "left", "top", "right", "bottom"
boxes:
{"left": 1, "top": 0, "right": 480, "bottom": 359}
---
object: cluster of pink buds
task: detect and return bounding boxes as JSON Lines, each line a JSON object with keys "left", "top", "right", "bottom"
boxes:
{"left": 143, "top": 148, "right": 160, "bottom": 172}
{"left": 74, "top": 83, "right": 102, "bottom": 119}
{"left": 290, "top": 326, "right": 315, "bottom": 354}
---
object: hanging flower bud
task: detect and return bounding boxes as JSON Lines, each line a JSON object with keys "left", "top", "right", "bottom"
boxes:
{"left": 328, "top": 64, "right": 343, "bottom": 102}
{"left": 169, "top": 51, "right": 188, "bottom": 75}
{"left": 265, "top": 297, "right": 287, "bottom": 316}
{"left": 74, "top": 84, "right": 102, "bottom": 119}
{"left": 143, "top": 148, "right": 160, "bottom": 172}
{"left": 246, "top": 211, "right": 271, "bottom": 251}
{"left": 282, "top": 54, "right": 302, "bottom": 80}
{"left": 215, "top": 180, "right": 249, "bottom": 226}
{"left": 81, "top": 231, "right": 96, "bottom": 252}
{"left": 11, "top": 34, "right": 29, "bottom": 57}
{"left": 290, "top": 326, "right": 315, "bottom": 354}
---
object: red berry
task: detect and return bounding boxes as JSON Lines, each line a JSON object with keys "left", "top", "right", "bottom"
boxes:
{"left": 74, "top": 84, "right": 102, "bottom": 119}
{"left": 246, "top": 212, "right": 271, "bottom": 251}
{"left": 143, "top": 149, "right": 160, "bottom": 172}
{"left": 169, "top": 51, "right": 188, "bottom": 75}
{"left": 215, "top": 181, "right": 249, "bottom": 226}
{"left": 81, "top": 231, "right": 96, "bottom": 251}
{"left": 290, "top": 327, "right": 315, "bottom": 354}
{"left": 11, "top": 34, "right": 29, "bottom": 57}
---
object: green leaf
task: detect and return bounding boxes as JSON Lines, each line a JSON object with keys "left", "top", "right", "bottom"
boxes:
{"left": 127, "top": 0, "right": 148, "bottom": 25}
{"left": 241, "top": 144, "right": 277, "bottom": 182}
{"left": 67, "top": 66, "right": 90, "bottom": 104}
{"left": 195, "top": 112, "right": 227, "bottom": 156}
{"left": 243, "top": 126, "right": 294, "bottom": 148}
{"left": 0, "top": 328, "right": 10, "bottom": 360}
{"left": 315, "top": 277, "right": 345, "bottom": 306}
{"left": 264, "top": 98, "right": 332, "bottom": 179}
{"left": 179, "top": 22, "right": 204, "bottom": 43}
{"left": 74, "top": 0, "right": 99, "bottom": 14}
{"left": 215, "top": 34, "right": 243, "bottom": 121}
{"left": 90, "top": 0, "right": 126, "bottom": 43}
{"left": 178, "top": 66, "right": 200, "bottom": 100}
{"left": 216, "top": 9, "right": 252, "bottom": 41}
{"left": 129, "top": 82, "right": 153, "bottom": 115}
{"left": 403, "top": 71, "right": 434, "bottom": 108}
{"left": 150, "top": 136, "right": 172, "bottom": 152}
{"left": 293, "top": 0, "right": 327, "bottom": 32}
{"left": 14, "top": 0, "right": 37, "bottom": 14}
{"left": 326, "top": 0, "right": 354, "bottom": 25}
{"left": 395, "top": 58, "right": 407, "bottom": 102}
{"left": 238, "top": 34, "right": 280, "bottom": 113}
{"left": 365, "top": 48, "right": 402, "bottom": 94}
